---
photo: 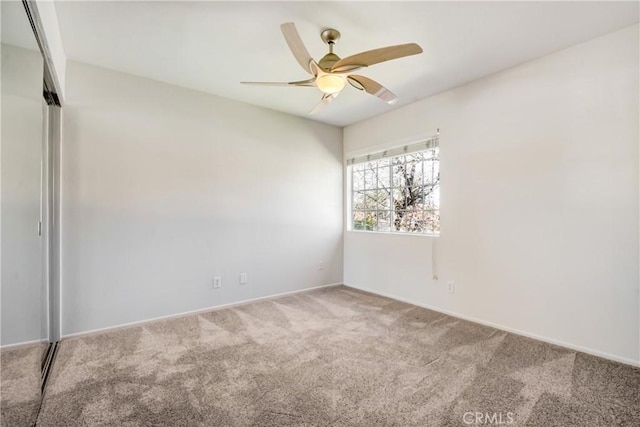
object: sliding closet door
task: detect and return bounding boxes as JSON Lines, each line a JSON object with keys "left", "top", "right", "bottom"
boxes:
{"left": 0, "top": 1, "right": 46, "bottom": 425}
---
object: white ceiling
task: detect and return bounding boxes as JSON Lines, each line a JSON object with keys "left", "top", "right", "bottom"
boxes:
{"left": 53, "top": 1, "right": 638, "bottom": 127}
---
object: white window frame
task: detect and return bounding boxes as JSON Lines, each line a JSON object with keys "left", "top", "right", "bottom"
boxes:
{"left": 347, "top": 136, "right": 440, "bottom": 236}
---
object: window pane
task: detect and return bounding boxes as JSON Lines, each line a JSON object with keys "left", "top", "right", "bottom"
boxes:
{"left": 365, "top": 211, "right": 377, "bottom": 230}
{"left": 405, "top": 153, "right": 422, "bottom": 171}
{"left": 352, "top": 171, "right": 365, "bottom": 191}
{"left": 364, "top": 167, "right": 376, "bottom": 190}
{"left": 423, "top": 188, "right": 439, "bottom": 210}
{"left": 405, "top": 163, "right": 418, "bottom": 189}
{"left": 393, "top": 210, "right": 406, "bottom": 232}
{"left": 423, "top": 160, "right": 440, "bottom": 185}
{"left": 393, "top": 188, "right": 409, "bottom": 210}
{"left": 353, "top": 191, "right": 366, "bottom": 210}
{"left": 425, "top": 210, "right": 440, "bottom": 233}
{"left": 393, "top": 163, "right": 406, "bottom": 188}
{"left": 353, "top": 210, "right": 376, "bottom": 231}
{"left": 377, "top": 166, "right": 390, "bottom": 188}
{"left": 370, "top": 211, "right": 378, "bottom": 231}
{"left": 377, "top": 210, "right": 391, "bottom": 232}
{"left": 424, "top": 148, "right": 438, "bottom": 161}
{"left": 363, "top": 190, "right": 378, "bottom": 210}
{"left": 403, "top": 209, "right": 426, "bottom": 232}
{"left": 377, "top": 189, "right": 391, "bottom": 210}
{"left": 410, "top": 162, "right": 421, "bottom": 185}
{"left": 353, "top": 211, "right": 364, "bottom": 230}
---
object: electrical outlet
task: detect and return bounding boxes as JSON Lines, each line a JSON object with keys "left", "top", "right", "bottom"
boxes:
{"left": 213, "top": 277, "right": 222, "bottom": 289}
{"left": 447, "top": 281, "right": 454, "bottom": 293}
{"left": 239, "top": 273, "right": 247, "bottom": 284}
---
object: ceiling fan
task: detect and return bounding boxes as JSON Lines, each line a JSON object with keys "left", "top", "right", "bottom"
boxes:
{"left": 241, "top": 23, "right": 423, "bottom": 113}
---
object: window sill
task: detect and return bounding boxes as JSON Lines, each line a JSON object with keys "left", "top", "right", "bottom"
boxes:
{"left": 347, "top": 230, "right": 439, "bottom": 238}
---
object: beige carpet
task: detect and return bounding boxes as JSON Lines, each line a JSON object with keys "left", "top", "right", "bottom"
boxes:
{"left": 36, "top": 286, "right": 639, "bottom": 426}
{"left": 1, "top": 342, "right": 44, "bottom": 426}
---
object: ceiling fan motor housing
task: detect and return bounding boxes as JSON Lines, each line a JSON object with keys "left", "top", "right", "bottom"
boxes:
{"left": 319, "top": 52, "right": 341, "bottom": 71}
{"left": 319, "top": 28, "right": 342, "bottom": 70}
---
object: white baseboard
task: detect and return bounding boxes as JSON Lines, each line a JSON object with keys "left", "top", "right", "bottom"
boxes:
{"left": 0, "top": 339, "right": 44, "bottom": 351}
{"left": 344, "top": 283, "right": 640, "bottom": 368}
{"left": 61, "top": 283, "right": 343, "bottom": 340}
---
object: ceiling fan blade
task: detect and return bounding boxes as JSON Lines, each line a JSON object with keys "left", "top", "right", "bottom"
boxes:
{"left": 281, "top": 22, "right": 314, "bottom": 74}
{"left": 347, "top": 75, "right": 398, "bottom": 105}
{"left": 331, "top": 43, "right": 423, "bottom": 73}
{"left": 241, "top": 78, "right": 316, "bottom": 87}
{"left": 309, "top": 93, "right": 337, "bottom": 114}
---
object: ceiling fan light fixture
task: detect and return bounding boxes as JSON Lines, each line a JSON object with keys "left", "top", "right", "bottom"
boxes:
{"left": 316, "top": 74, "right": 345, "bottom": 94}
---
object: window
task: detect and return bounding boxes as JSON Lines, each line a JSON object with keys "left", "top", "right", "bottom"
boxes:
{"left": 349, "top": 138, "right": 439, "bottom": 234}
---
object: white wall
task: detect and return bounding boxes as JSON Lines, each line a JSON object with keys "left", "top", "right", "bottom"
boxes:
{"left": 1, "top": 45, "right": 44, "bottom": 346}
{"left": 61, "top": 62, "right": 343, "bottom": 336}
{"left": 344, "top": 25, "right": 639, "bottom": 364}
